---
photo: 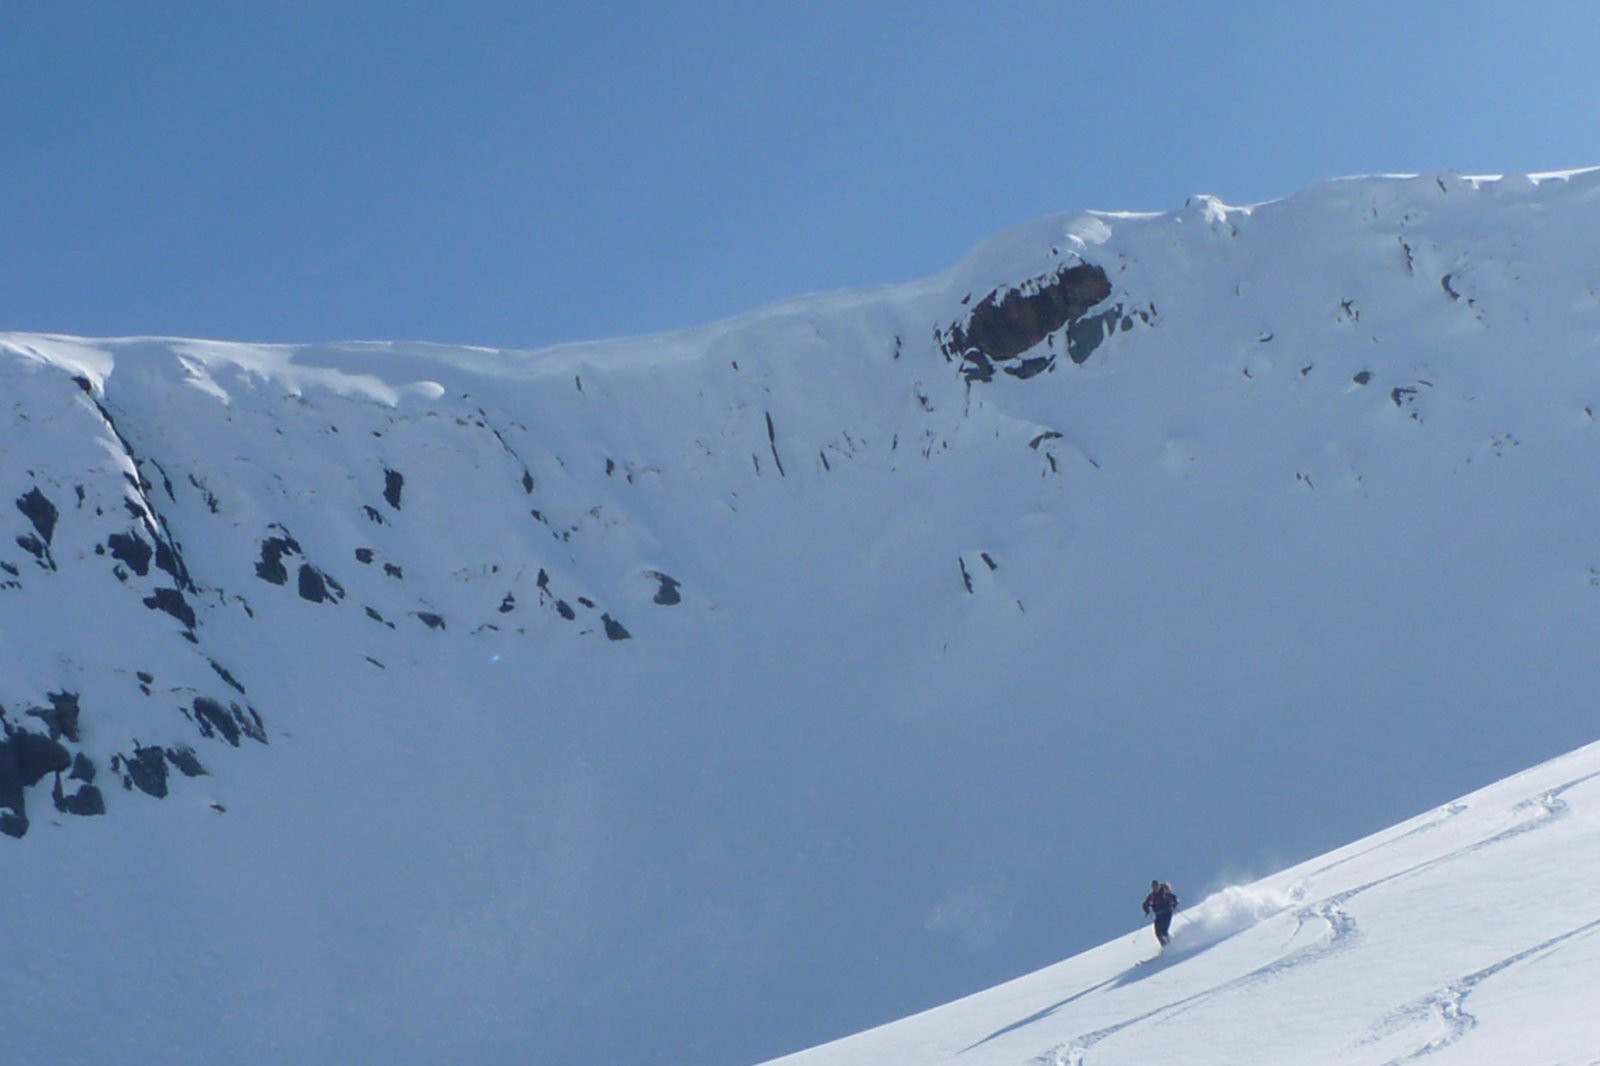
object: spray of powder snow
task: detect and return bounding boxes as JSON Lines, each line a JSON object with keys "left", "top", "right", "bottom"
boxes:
{"left": 1164, "top": 883, "right": 1300, "bottom": 955}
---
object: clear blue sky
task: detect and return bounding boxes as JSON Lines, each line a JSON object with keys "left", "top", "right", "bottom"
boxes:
{"left": 3, "top": 2, "right": 1597, "bottom": 349}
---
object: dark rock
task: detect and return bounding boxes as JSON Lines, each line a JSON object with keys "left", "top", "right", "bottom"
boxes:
{"left": 555, "top": 600, "right": 575, "bottom": 621}
{"left": 1353, "top": 370, "right": 1372, "bottom": 386}
{"left": 416, "top": 612, "right": 446, "bottom": 630}
{"left": 522, "top": 471, "right": 535, "bottom": 494}
{"left": 1005, "top": 355, "right": 1054, "bottom": 379}
{"left": 765, "top": 412, "right": 787, "bottom": 477}
{"left": 152, "top": 534, "right": 192, "bottom": 589}
{"left": 383, "top": 563, "right": 403, "bottom": 579}
{"left": 256, "top": 535, "right": 302, "bottom": 585}
{"left": 298, "top": 564, "right": 329, "bottom": 602}
{"left": 151, "top": 461, "right": 176, "bottom": 501}
{"left": 383, "top": 468, "right": 404, "bottom": 511}
{"left": 208, "top": 659, "right": 246, "bottom": 695}
{"left": 55, "top": 782, "right": 105, "bottom": 817}
{"left": 648, "top": 572, "right": 682, "bottom": 606}
{"left": 193, "top": 696, "right": 242, "bottom": 746}
{"left": 9, "top": 729, "right": 72, "bottom": 788}
{"left": 499, "top": 594, "right": 516, "bottom": 613}
{"left": 355, "top": 548, "right": 374, "bottom": 564}
{"left": 0, "top": 726, "right": 71, "bottom": 835}
{"left": 107, "top": 532, "right": 153, "bottom": 576}
{"left": 143, "top": 587, "right": 197, "bottom": 630}
{"left": 126, "top": 746, "right": 169, "bottom": 798}
{"left": 244, "top": 705, "right": 267, "bottom": 743}
{"left": 942, "top": 264, "right": 1112, "bottom": 373}
{"left": 1066, "top": 308, "right": 1121, "bottom": 364}
{"left": 363, "top": 505, "right": 386, "bottom": 524}
{"left": 961, "top": 352, "right": 996, "bottom": 383}
{"left": 1028, "top": 431, "right": 1064, "bottom": 450}
{"left": 602, "top": 614, "right": 632, "bottom": 641}
{"left": 136, "top": 671, "right": 154, "bottom": 685}
{"left": 166, "top": 746, "right": 207, "bottom": 777}
{"left": 26, "top": 691, "right": 81, "bottom": 742}
{"left": 297, "top": 564, "right": 344, "bottom": 604}
{"left": 16, "top": 533, "right": 52, "bottom": 568}
{"left": 188, "top": 475, "right": 221, "bottom": 513}
{"left": 70, "top": 753, "right": 95, "bottom": 783}
{"left": 15, "top": 488, "right": 58, "bottom": 545}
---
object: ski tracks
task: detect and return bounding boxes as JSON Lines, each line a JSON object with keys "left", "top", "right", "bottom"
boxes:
{"left": 1029, "top": 1046, "right": 1085, "bottom": 1066}
{"left": 1310, "top": 768, "right": 1600, "bottom": 907}
{"left": 1309, "top": 770, "right": 1599, "bottom": 922}
{"left": 1360, "top": 916, "right": 1600, "bottom": 1063}
{"left": 1027, "top": 771, "right": 1600, "bottom": 1066}
{"left": 1304, "top": 801, "right": 1469, "bottom": 882}
{"left": 1029, "top": 899, "right": 1361, "bottom": 1066}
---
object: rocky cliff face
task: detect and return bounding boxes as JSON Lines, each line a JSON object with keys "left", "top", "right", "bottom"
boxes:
{"left": 937, "top": 262, "right": 1113, "bottom": 381}
{"left": 1, "top": 365, "right": 260, "bottom": 835}
{"left": 0, "top": 252, "right": 1134, "bottom": 839}
{"left": 1, "top": 338, "right": 660, "bottom": 837}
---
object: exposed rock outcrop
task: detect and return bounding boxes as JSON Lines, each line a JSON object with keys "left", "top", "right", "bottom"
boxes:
{"left": 940, "top": 263, "right": 1113, "bottom": 381}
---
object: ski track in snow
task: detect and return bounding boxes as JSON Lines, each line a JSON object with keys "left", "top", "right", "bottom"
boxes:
{"left": 1363, "top": 917, "right": 1600, "bottom": 1063}
{"left": 1300, "top": 801, "right": 1469, "bottom": 882}
{"left": 1025, "top": 898, "right": 1360, "bottom": 1065}
{"left": 1026, "top": 770, "right": 1600, "bottom": 1066}
{"left": 1314, "top": 769, "right": 1600, "bottom": 916}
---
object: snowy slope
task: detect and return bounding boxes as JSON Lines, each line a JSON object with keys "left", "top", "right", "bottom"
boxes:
{"left": 764, "top": 738, "right": 1600, "bottom": 1066}
{"left": 4, "top": 168, "right": 1600, "bottom": 1065}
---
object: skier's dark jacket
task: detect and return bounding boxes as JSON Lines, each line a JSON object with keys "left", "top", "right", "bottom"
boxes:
{"left": 1143, "top": 884, "right": 1179, "bottom": 916}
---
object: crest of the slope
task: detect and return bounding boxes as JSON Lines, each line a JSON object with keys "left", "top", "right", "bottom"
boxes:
{"left": 8, "top": 165, "right": 1600, "bottom": 398}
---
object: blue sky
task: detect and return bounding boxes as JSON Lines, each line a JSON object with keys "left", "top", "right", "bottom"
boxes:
{"left": 3, "top": 2, "right": 1597, "bottom": 349}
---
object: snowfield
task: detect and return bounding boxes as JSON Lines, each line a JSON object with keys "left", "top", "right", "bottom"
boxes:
{"left": 4, "top": 168, "right": 1600, "bottom": 1065}
{"left": 767, "top": 738, "right": 1600, "bottom": 1065}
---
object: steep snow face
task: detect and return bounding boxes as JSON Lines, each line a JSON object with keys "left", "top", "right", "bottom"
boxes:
{"left": 4, "top": 168, "right": 1600, "bottom": 1065}
{"left": 763, "top": 739, "right": 1600, "bottom": 1066}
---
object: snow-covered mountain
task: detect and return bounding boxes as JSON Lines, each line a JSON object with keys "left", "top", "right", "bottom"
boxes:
{"left": 4, "top": 168, "right": 1600, "bottom": 1066}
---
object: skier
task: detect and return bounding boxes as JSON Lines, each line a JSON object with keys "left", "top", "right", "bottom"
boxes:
{"left": 1142, "top": 880, "right": 1179, "bottom": 947}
